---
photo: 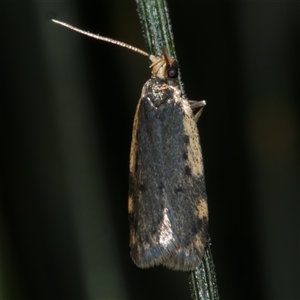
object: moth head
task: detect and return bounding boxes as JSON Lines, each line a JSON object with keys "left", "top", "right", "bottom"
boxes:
{"left": 149, "top": 48, "right": 179, "bottom": 80}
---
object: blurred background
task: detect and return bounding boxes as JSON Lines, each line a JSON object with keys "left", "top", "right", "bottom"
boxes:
{"left": 1, "top": 1, "right": 299, "bottom": 300}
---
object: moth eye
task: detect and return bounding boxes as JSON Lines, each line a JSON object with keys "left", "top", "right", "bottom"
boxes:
{"left": 167, "top": 66, "right": 178, "bottom": 78}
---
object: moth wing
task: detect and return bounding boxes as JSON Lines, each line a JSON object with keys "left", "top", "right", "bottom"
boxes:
{"left": 158, "top": 97, "right": 209, "bottom": 271}
{"left": 129, "top": 96, "right": 179, "bottom": 269}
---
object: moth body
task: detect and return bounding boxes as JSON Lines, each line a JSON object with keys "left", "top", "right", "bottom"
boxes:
{"left": 129, "top": 75, "right": 208, "bottom": 271}
{"left": 51, "top": 19, "right": 208, "bottom": 271}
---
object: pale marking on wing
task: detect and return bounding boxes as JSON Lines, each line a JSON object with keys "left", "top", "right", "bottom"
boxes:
{"left": 159, "top": 207, "right": 176, "bottom": 248}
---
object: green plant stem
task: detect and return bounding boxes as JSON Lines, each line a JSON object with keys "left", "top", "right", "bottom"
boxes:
{"left": 136, "top": 0, "right": 184, "bottom": 92}
{"left": 135, "top": 1, "right": 219, "bottom": 300}
{"left": 189, "top": 242, "right": 220, "bottom": 300}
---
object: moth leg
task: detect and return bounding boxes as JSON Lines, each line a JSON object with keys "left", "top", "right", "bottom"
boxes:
{"left": 189, "top": 100, "right": 206, "bottom": 123}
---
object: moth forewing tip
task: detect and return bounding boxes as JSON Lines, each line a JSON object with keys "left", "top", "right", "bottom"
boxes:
{"left": 131, "top": 247, "right": 180, "bottom": 270}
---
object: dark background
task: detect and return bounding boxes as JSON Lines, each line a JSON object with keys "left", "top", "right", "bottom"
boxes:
{"left": 1, "top": 1, "right": 299, "bottom": 300}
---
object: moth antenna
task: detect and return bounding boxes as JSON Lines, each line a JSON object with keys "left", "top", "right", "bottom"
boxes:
{"left": 162, "top": 47, "right": 170, "bottom": 66}
{"left": 52, "top": 19, "right": 150, "bottom": 57}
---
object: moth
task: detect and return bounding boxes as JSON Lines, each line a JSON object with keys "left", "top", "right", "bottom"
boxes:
{"left": 52, "top": 19, "right": 209, "bottom": 271}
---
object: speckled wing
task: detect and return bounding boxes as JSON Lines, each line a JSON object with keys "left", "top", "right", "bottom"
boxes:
{"left": 128, "top": 77, "right": 208, "bottom": 271}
